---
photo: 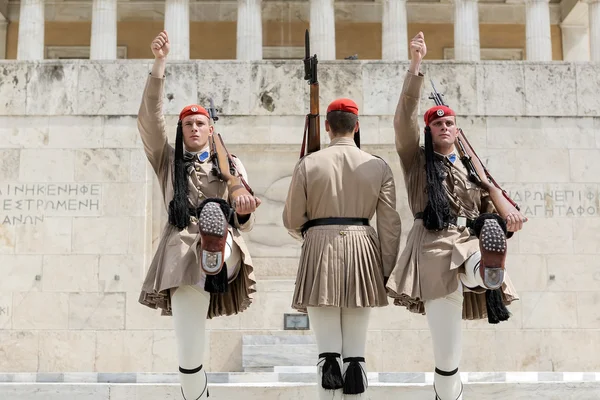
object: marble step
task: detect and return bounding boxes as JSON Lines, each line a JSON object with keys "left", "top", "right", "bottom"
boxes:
{"left": 1, "top": 370, "right": 599, "bottom": 384}
{"left": 2, "top": 382, "right": 600, "bottom": 400}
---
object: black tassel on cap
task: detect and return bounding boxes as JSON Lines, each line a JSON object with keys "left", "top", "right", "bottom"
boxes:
{"left": 204, "top": 263, "right": 229, "bottom": 294}
{"left": 354, "top": 128, "right": 361, "bottom": 148}
{"left": 318, "top": 353, "right": 344, "bottom": 390}
{"left": 168, "top": 121, "right": 191, "bottom": 231}
{"left": 343, "top": 357, "right": 366, "bottom": 395}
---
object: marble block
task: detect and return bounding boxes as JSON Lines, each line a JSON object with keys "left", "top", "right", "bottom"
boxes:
{"left": 242, "top": 335, "right": 318, "bottom": 369}
{"left": 26, "top": 63, "right": 79, "bottom": 115}
{"left": 0, "top": 116, "right": 49, "bottom": 148}
{"left": 197, "top": 61, "right": 253, "bottom": 116}
{"left": 77, "top": 62, "right": 150, "bottom": 115}
{"left": 249, "top": 62, "right": 307, "bottom": 116}
{"left": 162, "top": 63, "right": 198, "bottom": 116}
{"left": 361, "top": 61, "right": 408, "bottom": 116}
{"left": 68, "top": 293, "right": 126, "bottom": 330}
{"left": 524, "top": 64, "right": 578, "bottom": 116}
{"left": 576, "top": 63, "right": 600, "bottom": 117}
{"left": 476, "top": 63, "right": 525, "bottom": 116}
{"left": 423, "top": 62, "right": 478, "bottom": 116}
{"left": 0, "top": 63, "right": 28, "bottom": 115}
{"left": 317, "top": 62, "right": 364, "bottom": 115}
{"left": 0, "top": 332, "right": 39, "bottom": 372}
{"left": 47, "top": 116, "right": 104, "bottom": 149}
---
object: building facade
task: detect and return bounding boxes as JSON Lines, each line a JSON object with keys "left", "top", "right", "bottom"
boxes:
{"left": 0, "top": 0, "right": 599, "bottom": 61}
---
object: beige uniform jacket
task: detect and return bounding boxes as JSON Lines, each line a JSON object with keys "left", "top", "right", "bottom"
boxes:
{"left": 386, "top": 72, "right": 518, "bottom": 319}
{"left": 137, "top": 74, "right": 256, "bottom": 318}
{"left": 283, "top": 137, "right": 402, "bottom": 278}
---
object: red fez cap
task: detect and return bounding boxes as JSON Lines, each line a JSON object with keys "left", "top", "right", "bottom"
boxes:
{"left": 424, "top": 105, "right": 455, "bottom": 126}
{"left": 179, "top": 104, "right": 210, "bottom": 121}
{"left": 327, "top": 98, "right": 359, "bottom": 115}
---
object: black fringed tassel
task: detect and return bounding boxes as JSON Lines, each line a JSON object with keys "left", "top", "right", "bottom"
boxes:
{"left": 343, "top": 357, "right": 366, "bottom": 395}
{"left": 486, "top": 288, "right": 510, "bottom": 324}
{"left": 204, "top": 263, "right": 229, "bottom": 294}
{"left": 318, "top": 353, "right": 344, "bottom": 390}
{"left": 422, "top": 127, "right": 451, "bottom": 231}
{"left": 168, "top": 121, "right": 191, "bottom": 231}
{"left": 354, "top": 129, "right": 361, "bottom": 148}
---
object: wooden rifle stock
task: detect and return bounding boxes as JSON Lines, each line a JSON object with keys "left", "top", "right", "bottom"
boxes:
{"left": 456, "top": 130, "right": 523, "bottom": 220}
{"left": 301, "top": 29, "right": 320, "bottom": 158}
{"left": 207, "top": 99, "right": 256, "bottom": 206}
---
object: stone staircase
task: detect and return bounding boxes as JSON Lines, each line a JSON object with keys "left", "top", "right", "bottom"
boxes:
{"left": 1, "top": 371, "right": 600, "bottom": 399}
{"left": 1, "top": 380, "right": 600, "bottom": 400}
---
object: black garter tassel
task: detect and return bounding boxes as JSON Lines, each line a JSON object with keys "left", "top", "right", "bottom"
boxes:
{"left": 486, "top": 288, "right": 510, "bottom": 324}
{"left": 204, "top": 263, "right": 229, "bottom": 294}
{"left": 343, "top": 357, "right": 366, "bottom": 395}
{"left": 318, "top": 353, "right": 344, "bottom": 390}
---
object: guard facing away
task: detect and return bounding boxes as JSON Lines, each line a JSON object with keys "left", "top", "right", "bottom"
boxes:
{"left": 283, "top": 98, "right": 402, "bottom": 399}
{"left": 385, "top": 32, "right": 525, "bottom": 400}
{"left": 137, "top": 30, "right": 260, "bottom": 400}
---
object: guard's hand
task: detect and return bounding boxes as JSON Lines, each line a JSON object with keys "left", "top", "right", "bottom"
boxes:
{"left": 235, "top": 195, "right": 262, "bottom": 215}
{"left": 151, "top": 30, "right": 170, "bottom": 59}
{"left": 410, "top": 32, "right": 427, "bottom": 63}
{"left": 505, "top": 211, "right": 527, "bottom": 233}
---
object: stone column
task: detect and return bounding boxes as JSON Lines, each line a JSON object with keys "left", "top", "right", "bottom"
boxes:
{"left": 588, "top": 0, "right": 600, "bottom": 61}
{"left": 560, "top": 24, "right": 590, "bottom": 61}
{"left": 453, "top": 0, "right": 481, "bottom": 60}
{"left": 310, "top": 0, "right": 336, "bottom": 60}
{"left": 382, "top": 0, "right": 408, "bottom": 60}
{"left": 17, "top": 0, "right": 45, "bottom": 60}
{"left": 164, "top": 0, "right": 190, "bottom": 60}
{"left": 90, "top": 0, "right": 117, "bottom": 59}
{"left": 525, "top": 0, "right": 552, "bottom": 61}
{"left": 0, "top": 21, "right": 7, "bottom": 59}
{"left": 236, "top": 0, "right": 263, "bottom": 60}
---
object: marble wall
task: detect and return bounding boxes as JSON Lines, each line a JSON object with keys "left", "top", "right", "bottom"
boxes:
{"left": 0, "top": 60, "right": 599, "bottom": 373}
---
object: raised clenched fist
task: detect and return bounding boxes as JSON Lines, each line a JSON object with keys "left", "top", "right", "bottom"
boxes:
{"left": 151, "top": 30, "right": 170, "bottom": 59}
{"left": 410, "top": 31, "right": 427, "bottom": 63}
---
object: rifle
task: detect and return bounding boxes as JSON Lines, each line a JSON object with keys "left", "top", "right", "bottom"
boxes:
{"left": 300, "top": 29, "right": 320, "bottom": 158}
{"left": 207, "top": 98, "right": 255, "bottom": 204}
{"left": 428, "top": 81, "right": 526, "bottom": 223}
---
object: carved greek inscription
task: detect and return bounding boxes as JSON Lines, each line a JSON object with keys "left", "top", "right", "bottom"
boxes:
{"left": 0, "top": 183, "right": 101, "bottom": 225}
{"left": 506, "top": 189, "right": 599, "bottom": 217}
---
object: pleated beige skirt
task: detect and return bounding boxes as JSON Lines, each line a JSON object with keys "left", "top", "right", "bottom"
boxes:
{"left": 292, "top": 225, "right": 389, "bottom": 313}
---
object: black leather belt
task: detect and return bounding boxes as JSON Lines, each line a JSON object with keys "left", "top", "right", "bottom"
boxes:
{"left": 414, "top": 212, "right": 475, "bottom": 228}
{"left": 301, "top": 217, "right": 370, "bottom": 236}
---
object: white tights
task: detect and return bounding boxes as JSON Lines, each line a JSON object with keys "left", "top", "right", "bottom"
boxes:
{"left": 424, "top": 251, "right": 485, "bottom": 400}
{"left": 307, "top": 307, "right": 371, "bottom": 400}
{"left": 171, "top": 231, "right": 241, "bottom": 400}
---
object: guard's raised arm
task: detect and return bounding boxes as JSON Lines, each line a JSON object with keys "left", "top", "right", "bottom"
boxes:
{"left": 137, "top": 30, "right": 171, "bottom": 173}
{"left": 393, "top": 32, "right": 427, "bottom": 173}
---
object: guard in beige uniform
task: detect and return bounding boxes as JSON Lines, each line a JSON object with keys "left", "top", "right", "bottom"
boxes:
{"left": 137, "top": 31, "right": 260, "bottom": 400}
{"left": 386, "top": 32, "right": 523, "bottom": 400}
{"left": 283, "top": 98, "right": 402, "bottom": 399}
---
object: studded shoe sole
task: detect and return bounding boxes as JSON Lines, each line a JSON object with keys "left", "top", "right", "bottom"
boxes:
{"left": 478, "top": 219, "right": 507, "bottom": 289}
{"left": 199, "top": 202, "right": 228, "bottom": 275}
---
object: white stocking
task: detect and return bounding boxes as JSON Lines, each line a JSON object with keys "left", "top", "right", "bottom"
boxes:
{"left": 308, "top": 307, "right": 344, "bottom": 400}
{"left": 424, "top": 286, "right": 464, "bottom": 400}
{"left": 171, "top": 285, "right": 211, "bottom": 399}
{"left": 308, "top": 307, "right": 372, "bottom": 399}
{"left": 341, "top": 308, "right": 371, "bottom": 398}
{"left": 459, "top": 251, "right": 484, "bottom": 289}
